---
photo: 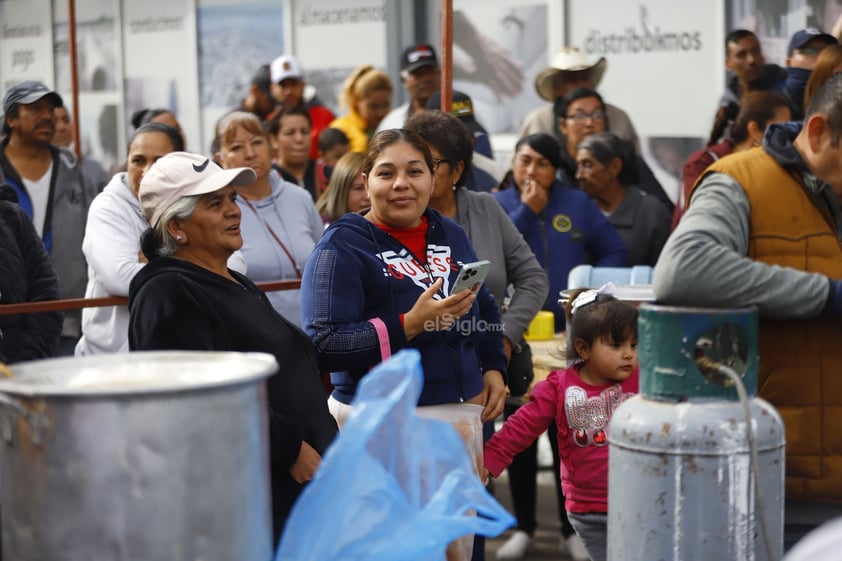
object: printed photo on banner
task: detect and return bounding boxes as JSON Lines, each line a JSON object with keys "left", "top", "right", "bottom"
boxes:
{"left": 451, "top": 0, "right": 551, "bottom": 135}
{"left": 0, "top": 0, "right": 54, "bottom": 90}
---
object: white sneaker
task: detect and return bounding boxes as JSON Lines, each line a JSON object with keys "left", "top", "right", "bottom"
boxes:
{"left": 496, "top": 530, "right": 536, "bottom": 560}
{"left": 563, "top": 533, "right": 590, "bottom": 561}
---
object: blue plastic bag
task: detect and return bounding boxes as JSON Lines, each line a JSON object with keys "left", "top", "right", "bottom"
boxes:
{"left": 275, "top": 349, "right": 514, "bottom": 561}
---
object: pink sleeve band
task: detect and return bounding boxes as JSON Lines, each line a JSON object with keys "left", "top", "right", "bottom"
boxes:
{"left": 368, "top": 317, "right": 391, "bottom": 361}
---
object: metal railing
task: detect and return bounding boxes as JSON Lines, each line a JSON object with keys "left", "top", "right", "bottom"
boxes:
{"left": 0, "top": 280, "right": 302, "bottom": 316}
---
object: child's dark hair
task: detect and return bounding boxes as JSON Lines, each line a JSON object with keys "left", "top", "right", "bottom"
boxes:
{"left": 317, "top": 127, "right": 349, "bottom": 153}
{"left": 564, "top": 289, "right": 639, "bottom": 361}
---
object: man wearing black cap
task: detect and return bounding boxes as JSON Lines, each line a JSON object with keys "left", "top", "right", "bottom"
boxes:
{"left": 238, "top": 64, "right": 278, "bottom": 120}
{"left": 377, "top": 43, "right": 440, "bottom": 132}
{"left": 784, "top": 27, "right": 838, "bottom": 120}
{"left": 426, "top": 90, "right": 503, "bottom": 191}
{"left": 427, "top": 90, "right": 493, "bottom": 158}
{"left": 0, "top": 80, "right": 98, "bottom": 354}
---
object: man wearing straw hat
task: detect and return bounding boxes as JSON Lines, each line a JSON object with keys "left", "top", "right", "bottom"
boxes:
{"left": 519, "top": 47, "right": 640, "bottom": 153}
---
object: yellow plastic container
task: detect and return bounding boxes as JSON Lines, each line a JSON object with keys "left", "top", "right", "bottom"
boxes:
{"left": 524, "top": 311, "right": 555, "bottom": 341}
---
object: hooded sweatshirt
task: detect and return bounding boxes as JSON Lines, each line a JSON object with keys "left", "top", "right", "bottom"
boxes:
{"left": 128, "top": 256, "right": 337, "bottom": 539}
{"left": 236, "top": 172, "right": 323, "bottom": 327}
{"left": 76, "top": 173, "right": 146, "bottom": 355}
{"left": 300, "top": 209, "right": 507, "bottom": 406}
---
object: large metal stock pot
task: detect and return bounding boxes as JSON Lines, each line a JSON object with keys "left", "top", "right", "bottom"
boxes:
{"left": 0, "top": 351, "right": 277, "bottom": 561}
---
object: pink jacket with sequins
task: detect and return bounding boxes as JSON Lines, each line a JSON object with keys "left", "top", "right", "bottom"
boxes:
{"left": 484, "top": 364, "right": 639, "bottom": 513}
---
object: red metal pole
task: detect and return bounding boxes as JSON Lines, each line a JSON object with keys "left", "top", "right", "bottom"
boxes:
{"left": 67, "top": 0, "right": 82, "bottom": 160}
{"left": 440, "top": 0, "right": 453, "bottom": 113}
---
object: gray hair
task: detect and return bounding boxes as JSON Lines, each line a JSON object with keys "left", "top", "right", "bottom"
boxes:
{"left": 152, "top": 195, "right": 201, "bottom": 257}
{"left": 576, "top": 132, "right": 637, "bottom": 186}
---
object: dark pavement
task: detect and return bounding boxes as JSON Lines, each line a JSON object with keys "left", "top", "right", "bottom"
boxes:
{"left": 483, "top": 440, "right": 579, "bottom": 560}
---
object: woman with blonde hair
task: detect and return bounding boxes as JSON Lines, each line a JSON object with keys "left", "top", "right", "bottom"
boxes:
{"left": 315, "top": 151, "right": 369, "bottom": 223}
{"left": 329, "top": 65, "right": 393, "bottom": 152}
{"left": 804, "top": 44, "right": 842, "bottom": 110}
{"left": 216, "top": 110, "right": 323, "bottom": 327}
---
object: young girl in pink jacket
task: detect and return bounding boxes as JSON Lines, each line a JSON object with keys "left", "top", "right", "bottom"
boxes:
{"left": 484, "top": 284, "right": 639, "bottom": 561}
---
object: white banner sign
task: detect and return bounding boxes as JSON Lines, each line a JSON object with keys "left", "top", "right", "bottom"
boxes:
{"left": 292, "top": 0, "right": 387, "bottom": 69}
{"left": 0, "top": 0, "right": 55, "bottom": 91}
{"left": 122, "top": 0, "right": 201, "bottom": 151}
{"left": 52, "top": 0, "right": 125, "bottom": 171}
{"left": 290, "top": 0, "right": 387, "bottom": 112}
{"left": 568, "top": 0, "right": 724, "bottom": 138}
{"left": 452, "top": 0, "right": 562, "bottom": 135}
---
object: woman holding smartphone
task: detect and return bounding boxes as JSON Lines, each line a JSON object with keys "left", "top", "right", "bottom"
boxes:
{"left": 300, "top": 129, "right": 507, "bottom": 427}
{"left": 405, "top": 110, "right": 548, "bottom": 375}
{"left": 405, "top": 108, "right": 549, "bottom": 561}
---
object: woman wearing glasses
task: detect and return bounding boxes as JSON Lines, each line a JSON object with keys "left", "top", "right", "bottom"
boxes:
{"left": 555, "top": 87, "right": 673, "bottom": 213}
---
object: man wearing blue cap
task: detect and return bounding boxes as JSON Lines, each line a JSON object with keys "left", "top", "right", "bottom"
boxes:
{"left": 784, "top": 27, "right": 838, "bottom": 120}
{"left": 0, "top": 80, "right": 98, "bottom": 354}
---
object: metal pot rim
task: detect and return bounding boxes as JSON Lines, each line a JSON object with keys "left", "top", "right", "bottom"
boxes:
{"left": 0, "top": 351, "right": 277, "bottom": 397}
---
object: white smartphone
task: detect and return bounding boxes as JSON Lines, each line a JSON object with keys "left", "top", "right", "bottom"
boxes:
{"left": 451, "top": 260, "right": 491, "bottom": 296}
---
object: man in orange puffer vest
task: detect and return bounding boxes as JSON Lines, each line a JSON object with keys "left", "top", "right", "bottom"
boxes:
{"left": 653, "top": 73, "right": 842, "bottom": 552}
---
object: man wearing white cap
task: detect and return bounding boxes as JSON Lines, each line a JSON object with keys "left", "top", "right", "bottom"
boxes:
{"left": 519, "top": 47, "right": 639, "bottom": 153}
{"left": 269, "top": 54, "right": 335, "bottom": 159}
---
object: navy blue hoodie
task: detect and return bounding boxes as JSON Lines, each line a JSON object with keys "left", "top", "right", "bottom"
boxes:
{"left": 301, "top": 209, "right": 507, "bottom": 406}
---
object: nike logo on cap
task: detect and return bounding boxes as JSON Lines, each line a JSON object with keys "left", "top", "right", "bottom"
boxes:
{"left": 193, "top": 158, "right": 210, "bottom": 173}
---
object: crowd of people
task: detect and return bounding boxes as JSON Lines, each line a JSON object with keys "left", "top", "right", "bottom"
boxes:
{"left": 2, "top": 22, "right": 842, "bottom": 560}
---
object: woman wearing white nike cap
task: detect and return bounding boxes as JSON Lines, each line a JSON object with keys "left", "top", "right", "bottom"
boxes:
{"left": 127, "top": 151, "right": 337, "bottom": 545}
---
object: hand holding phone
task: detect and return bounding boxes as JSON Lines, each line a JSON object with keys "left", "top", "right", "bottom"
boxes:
{"left": 451, "top": 260, "right": 491, "bottom": 296}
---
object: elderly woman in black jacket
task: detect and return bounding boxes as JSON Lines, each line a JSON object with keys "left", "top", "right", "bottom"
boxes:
{"left": 0, "top": 184, "right": 62, "bottom": 363}
{"left": 127, "top": 152, "right": 337, "bottom": 544}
